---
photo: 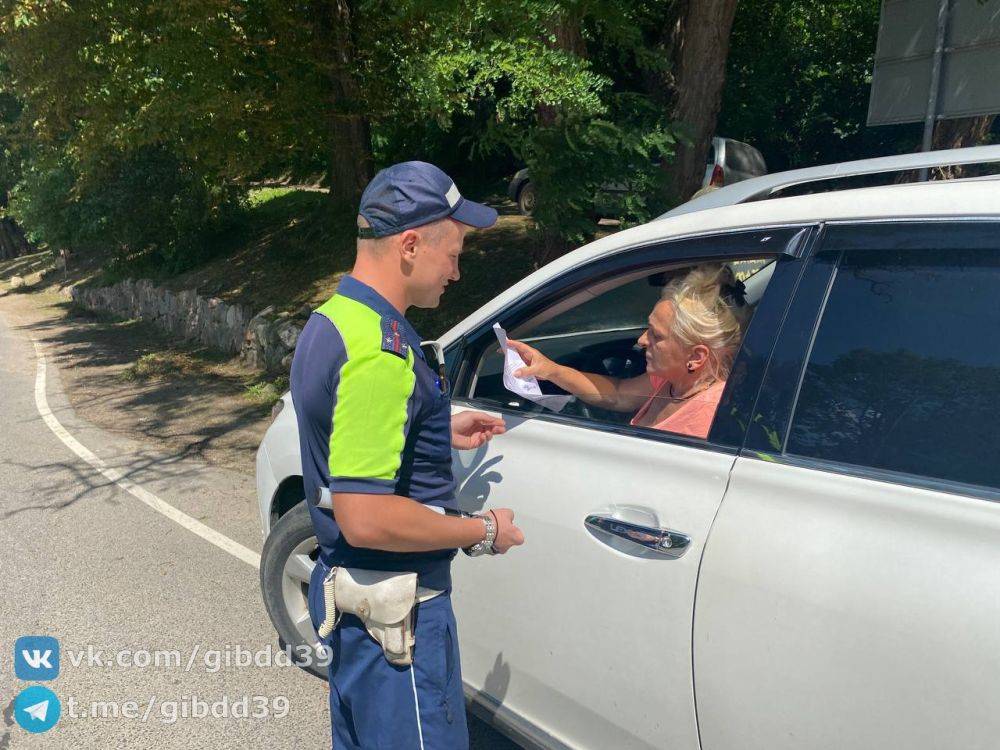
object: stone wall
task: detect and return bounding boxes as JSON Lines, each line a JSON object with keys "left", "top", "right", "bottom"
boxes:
{"left": 69, "top": 278, "right": 306, "bottom": 371}
{"left": 241, "top": 304, "right": 306, "bottom": 371}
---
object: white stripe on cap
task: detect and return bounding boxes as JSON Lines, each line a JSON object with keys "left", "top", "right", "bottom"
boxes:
{"left": 445, "top": 182, "right": 461, "bottom": 207}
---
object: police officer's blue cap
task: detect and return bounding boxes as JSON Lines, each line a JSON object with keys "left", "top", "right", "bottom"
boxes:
{"left": 358, "top": 161, "right": 498, "bottom": 239}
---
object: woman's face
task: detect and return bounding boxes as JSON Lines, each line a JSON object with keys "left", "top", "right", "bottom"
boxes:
{"left": 637, "top": 300, "right": 690, "bottom": 380}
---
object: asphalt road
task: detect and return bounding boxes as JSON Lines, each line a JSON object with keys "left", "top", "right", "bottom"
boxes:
{"left": 0, "top": 305, "right": 518, "bottom": 748}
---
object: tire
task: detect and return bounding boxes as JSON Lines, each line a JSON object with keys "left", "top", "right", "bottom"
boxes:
{"left": 260, "top": 501, "right": 327, "bottom": 679}
{"left": 516, "top": 182, "right": 537, "bottom": 216}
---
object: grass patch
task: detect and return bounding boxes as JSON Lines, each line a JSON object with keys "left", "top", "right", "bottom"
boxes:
{"left": 246, "top": 186, "right": 296, "bottom": 207}
{"left": 0, "top": 249, "right": 59, "bottom": 293}
{"left": 158, "top": 189, "right": 542, "bottom": 339}
{"left": 118, "top": 352, "right": 208, "bottom": 382}
{"left": 26, "top": 187, "right": 577, "bottom": 358}
{"left": 67, "top": 303, "right": 139, "bottom": 327}
{"left": 243, "top": 374, "right": 290, "bottom": 408}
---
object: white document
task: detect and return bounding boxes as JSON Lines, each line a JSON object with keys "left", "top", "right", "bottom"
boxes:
{"left": 493, "top": 323, "right": 574, "bottom": 412}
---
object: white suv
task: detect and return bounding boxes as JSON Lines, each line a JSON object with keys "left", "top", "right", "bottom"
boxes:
{"left": 257, "top": 146, "right": 1000, "bottom": 750}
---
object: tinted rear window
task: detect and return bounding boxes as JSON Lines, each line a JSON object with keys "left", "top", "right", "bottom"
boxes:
{"left": 787, "top": 245, "right": 1000, "bottom": 490}
{"left": 725, "top": 141, "right": 765, "bottom": 174}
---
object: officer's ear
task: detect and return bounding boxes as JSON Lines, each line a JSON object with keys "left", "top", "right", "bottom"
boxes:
{"left": 398, "top": 228, "right": 420, "bottom": 261}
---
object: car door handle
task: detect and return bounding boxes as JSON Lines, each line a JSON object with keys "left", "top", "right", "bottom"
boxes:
{"left": 584, "top": 514, "right": 691, "bottom": 559}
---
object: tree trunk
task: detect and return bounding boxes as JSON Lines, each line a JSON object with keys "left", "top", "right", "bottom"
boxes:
{"left": 657, "top": 0, "right": 740, "bottom": 205}
{"left": 537, "top": 16, "right": 587, "bottom": 127}
{"left": 0, "top": 191, "right": 32, "bottom": 260}
{"left": 929, "top": 115, "right": 996, "bottom": 179}
{"left": 317, "top": 0, "right": 373, "bottom": 207}
{"left": 894, "top": 115, "right": 996, "bottom": 183}
{"left": 0, "top": 219, "right": 31, "bottom": 260}
{"left": 532, "top": 13, "right": 587, "bottom": 268}
{"left": 0, "top": 221, "right": 13, "bottom": 259}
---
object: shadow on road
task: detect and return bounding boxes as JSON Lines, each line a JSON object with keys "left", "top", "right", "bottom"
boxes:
{"left": 6, "top": 297, "right": 271, "bottom": 475}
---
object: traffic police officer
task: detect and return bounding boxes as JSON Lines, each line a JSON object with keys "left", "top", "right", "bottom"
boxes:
{"left": 290, "top": 161, "right": 526, "bottom": 749}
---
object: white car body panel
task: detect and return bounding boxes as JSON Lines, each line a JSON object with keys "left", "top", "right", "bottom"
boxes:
{"left": 256, "top": 162, "right": 1000, "bottom": 749}
{"left": 255, "top": 440, "right": 278, "bottom": 532}
{"left": 450, "top": 415, "right": 734, "bottom": 749}
{"left": 695, "top": 458, "right": 1000, "bottom": 750}
{"left": 257, "top": 392, "right": 302, "bottom": 535}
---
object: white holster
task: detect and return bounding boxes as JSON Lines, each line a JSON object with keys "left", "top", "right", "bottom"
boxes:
{"left": 317, "top": 566, "right": 442, "bottom": 666}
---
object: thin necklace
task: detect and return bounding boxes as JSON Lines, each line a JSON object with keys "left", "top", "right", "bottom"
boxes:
{"left": 665, "top": 378, "right": 716, "bottom": 402}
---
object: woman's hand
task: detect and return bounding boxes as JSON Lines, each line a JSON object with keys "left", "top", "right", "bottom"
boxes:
{"left": 451, "top": 410, "right": 506, "bottom": 450}
{"left": 507, "top": 340, "right": 560, "bottom": 382}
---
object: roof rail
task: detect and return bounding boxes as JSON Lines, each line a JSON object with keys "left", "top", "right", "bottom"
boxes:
{"left": 658, "top": 144, "right": 1000, "bottom": 220}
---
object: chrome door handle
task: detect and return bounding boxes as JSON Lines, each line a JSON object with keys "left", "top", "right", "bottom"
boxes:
{"left": 584, "top": 514, "right": 691, "bottom": 559}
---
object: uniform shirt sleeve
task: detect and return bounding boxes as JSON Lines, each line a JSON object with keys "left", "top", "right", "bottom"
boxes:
{"left": 328, "top": 346, "right": 417, "bottom": 495}
{"left": 290, "top": 314, "right": 345, "bottom": 501}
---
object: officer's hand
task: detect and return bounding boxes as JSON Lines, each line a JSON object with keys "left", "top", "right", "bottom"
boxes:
{"left": 488, "top": 508, "right": 525, "bottom": 554}
{"left": 451, "top": 410, "right": 506, "bottom": 450}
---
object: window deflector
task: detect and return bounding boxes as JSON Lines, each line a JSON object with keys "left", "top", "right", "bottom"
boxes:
{"left": 513, "top": 266, "right": 654, "bottom": 336}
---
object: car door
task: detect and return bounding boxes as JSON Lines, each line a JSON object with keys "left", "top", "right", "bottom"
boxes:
{"left": 694, "top": 221, "right": 1000, "bottom": 750}
{"left": 446, "top": 226, "right": 814, "bottom": 750}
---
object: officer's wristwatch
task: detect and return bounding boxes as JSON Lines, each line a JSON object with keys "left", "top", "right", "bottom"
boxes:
{"left": 463, "top": 511, "right": 497, "bottom": 557}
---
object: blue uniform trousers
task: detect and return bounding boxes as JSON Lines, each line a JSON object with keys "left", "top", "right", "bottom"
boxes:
{"left": 308, "top": 561, "right": 469, "bottom": 749}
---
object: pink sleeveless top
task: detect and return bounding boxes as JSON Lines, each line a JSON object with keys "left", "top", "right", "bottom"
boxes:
{"left": 629, "top": 376, "right": 726, "bottom": 439}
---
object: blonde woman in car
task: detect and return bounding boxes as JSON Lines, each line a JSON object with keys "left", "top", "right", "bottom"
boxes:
{"left": 508, "top": 264, "right": 751, "bottom": 439}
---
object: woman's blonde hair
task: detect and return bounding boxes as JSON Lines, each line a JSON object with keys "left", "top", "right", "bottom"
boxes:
{"left": 659, "top": 263, "right": 752, "bottom": 384}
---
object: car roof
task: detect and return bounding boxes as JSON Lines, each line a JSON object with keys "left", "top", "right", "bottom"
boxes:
{"left": 662, "top": 143, "right": 1000, "bottom": 219}
{"left": 439, "top": 178, "right": 1000, "bottom": 346}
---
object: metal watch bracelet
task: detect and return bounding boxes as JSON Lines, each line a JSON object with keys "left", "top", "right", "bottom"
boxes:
{"left": 463, "top": 511, "right": 497, "bottom": 557}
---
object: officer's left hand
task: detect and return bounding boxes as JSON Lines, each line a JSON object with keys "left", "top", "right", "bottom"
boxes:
{"left": 451, "top": 410, "right": 506, "bottom": 450}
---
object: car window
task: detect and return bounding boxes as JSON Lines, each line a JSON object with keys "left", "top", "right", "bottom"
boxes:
{"left": 528, "top": 274, "right": 662, "bottom": 337}
{"left": 725, "top": 141, "right": 750, "bottom": 173}
{"left": 724, "top": 141, "right": 766, "bottom": 175}
{"left": 467, "top": 256, "right": 776, "bottom": 440}
{"left": 786, "top": 246, "right": 1000, "bottom": 490}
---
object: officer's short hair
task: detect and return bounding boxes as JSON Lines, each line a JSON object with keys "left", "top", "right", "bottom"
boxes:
{"left": 356, "top": 215, "right": 389, "bottom": 254}
{"left": 357, "top": 214, "right": 449, "bottom": 254}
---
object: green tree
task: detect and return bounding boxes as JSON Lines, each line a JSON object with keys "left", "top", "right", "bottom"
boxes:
{"left": 0, "top": 0, "right": 740, "bottom": 271}
{"left": 719, "top": 0, "right": 900, "bottom": 172}
{"left": 392, "top": 0, "right": 687, "bottom": 262}
{"left": 718, "top": 0, "right": 999, "bottom": 173}
{"left": 0, "top": 54, "right": 32, "bottom": 258}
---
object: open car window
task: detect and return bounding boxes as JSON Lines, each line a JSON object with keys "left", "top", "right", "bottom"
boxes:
{"left": 466, "top": 256, "right": 775, "bottom": 439}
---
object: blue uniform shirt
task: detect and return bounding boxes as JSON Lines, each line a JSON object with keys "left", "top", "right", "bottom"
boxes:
{"left": 290, "top": 275, "right": 457, "bottom": 590}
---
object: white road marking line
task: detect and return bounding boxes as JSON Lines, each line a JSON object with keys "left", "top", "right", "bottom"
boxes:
{"left": 32, "top": 339, "right": 262, "bottom": 569}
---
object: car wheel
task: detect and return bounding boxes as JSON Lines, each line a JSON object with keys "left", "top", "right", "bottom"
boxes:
{"left": 517, "top": 182, "right": 537, "bottom": 216}
{"left": 260, "top": 501, "right": 327, "bottom": 679}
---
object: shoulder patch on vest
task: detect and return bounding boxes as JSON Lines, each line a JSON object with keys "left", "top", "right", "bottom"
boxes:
{"left": 380, "top": 316, "right": 409, "bottom": 359}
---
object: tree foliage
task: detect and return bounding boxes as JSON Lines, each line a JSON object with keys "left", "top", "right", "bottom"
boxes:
{"left": 6, "top": 0, "right": 962, "bottom": 274}
{"left": 720, "top": 0, "right": 916, "bottom": 171}
{"left": 0, "top": 0, "right": 695, "bottom": 266}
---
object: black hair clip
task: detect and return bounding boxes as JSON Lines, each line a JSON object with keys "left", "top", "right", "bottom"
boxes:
{"left": 721, "top": 279, "right": 747, "bottom": 307}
